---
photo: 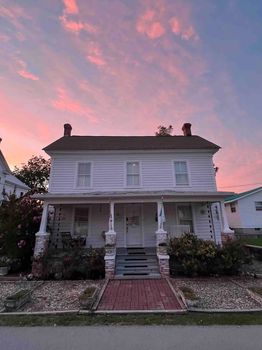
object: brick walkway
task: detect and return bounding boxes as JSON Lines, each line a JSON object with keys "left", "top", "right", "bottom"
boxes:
{"left": 97, "top": 279, "right": 184, "bottom": 311}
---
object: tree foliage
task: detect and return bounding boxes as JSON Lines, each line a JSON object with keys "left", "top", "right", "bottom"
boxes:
{"left": 0, "top": 194, "right": 42, "bottom": 271}
{"left": 13, "top": 156, "right": 51, "bottom": 193}
{"left": 155, "top": 125, "right": 173, "bottom": 137}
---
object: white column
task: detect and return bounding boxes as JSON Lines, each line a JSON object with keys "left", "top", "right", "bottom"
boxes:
{"left": 37, "top": 202, "right": 49, "bottom": 235}
{"left": 108, "top": 201, "right": 115, "bottom": 232}
{"left": 219, "top": 201, "right": 234, "bottom": 234}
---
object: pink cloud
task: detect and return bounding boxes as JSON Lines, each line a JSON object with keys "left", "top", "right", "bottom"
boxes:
{"left": 62, "top": 0, "right": 79, "bottom": 15}
{"left": 51, "top": 87, "right": 98, "bottom": 123}
{"left": 60, "top": 15, "right": 96, "bottom": 34}
{"left": 136, "top": 10, "right": 165, "bottom": 39}
{"left": 169, "top": 16, "right": 198, "bottom": 41}
{"left": 17, "top": 69, "right": 39, "bottom": 81}
{"left": 86, "top": 43, "right": 106, "bottom": 66}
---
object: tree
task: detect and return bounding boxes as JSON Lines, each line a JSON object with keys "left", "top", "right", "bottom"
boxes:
{"left": 13, "top": 156, "right": 51, "bottom": 193}
{"left": 155, "top": 125, "right": 173, "bottom": 137}
{"left": 0, "top": 193, "right": 42, "bottom": 271}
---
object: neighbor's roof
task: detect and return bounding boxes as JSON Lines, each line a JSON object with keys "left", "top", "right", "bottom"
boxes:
{"left": 225, "top": 186, "right": 262, "bottom": 203}
{"left": 0, "top": 150, "right": 11, "bottom": 173}
{"left": 5, "top": 174, "right": 30, "bottom": 190}
{"left": 44, "top": 135, "right": 220, "bottom": 153}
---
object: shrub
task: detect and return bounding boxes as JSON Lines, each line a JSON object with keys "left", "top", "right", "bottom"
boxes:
{"left": 45, "top": 248, "right": 105, "bottom": 280}
{"left": 168, "top": 233, "right": 250, "bottom": 276}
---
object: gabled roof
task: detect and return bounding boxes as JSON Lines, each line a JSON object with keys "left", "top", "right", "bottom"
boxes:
{"left": 44, "top": 135, "right": 220, "bottom": 153}
{"left": 0, "top": 150, "right": 11, "bottom": 173}
{"left": 5, "top": 174, "right": 30, "bottom": 190}
{"left": 225, "top": 186, "right": 262, "bottom": 203}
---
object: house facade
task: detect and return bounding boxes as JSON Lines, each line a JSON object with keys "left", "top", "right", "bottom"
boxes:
{"left": 225, "top": 187, "right": 262, "bottom": 235}
{"left": 33, "top": 123, "right": 233, "bottom": 278}
{"left": 0, "top": 140, "right": 30, "bottom": 204}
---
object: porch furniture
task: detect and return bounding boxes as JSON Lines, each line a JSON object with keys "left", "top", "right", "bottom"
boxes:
{"left": 61, "top": 232, "right": 86, "bottom": 249}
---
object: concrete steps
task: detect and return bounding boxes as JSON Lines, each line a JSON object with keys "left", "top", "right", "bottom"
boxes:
{"left": 115, "top": 247, "right": 160, "bottom": 279}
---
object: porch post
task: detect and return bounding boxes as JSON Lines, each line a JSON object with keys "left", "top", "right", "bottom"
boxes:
{"left": 32, "top": 202, "right": 50, "bottom": 278}
{"left": 104, "top": 201, "right": 116, "bottom": 278}
{"left": 219, "top": 201, "right": 234, "bottom": 243}
{"left": 155, "top": 200, "right": 169, "bottom": 276}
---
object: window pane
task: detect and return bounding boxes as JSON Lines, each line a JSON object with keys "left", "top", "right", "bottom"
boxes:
{"left": 77, "top": 175, "right": 90, "bottom": 187}
{"left": 127, "top": 162, "right": 139, "bottom": 175}
{"left": 127, "top": 174, "right": 140, "bottom": 186}
{"left": 174, "top": 161, "right": 187, "bottom": 173}
{"left": 74, "top": 208, "right": 89, "bottom": 235}
{"left": 78, "top": 163, "right": 91, "bottom": 175}
{"left": 255, "top": 202, "right": 262, "bottom": 211}
{"left": 176, "top": 174, "right": 189, "bottom": 185}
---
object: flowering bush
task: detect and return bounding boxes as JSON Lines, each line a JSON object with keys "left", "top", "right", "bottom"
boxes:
{"left": 168, "top": 233, "right": 250, "bottom": 276}
{"left": 0, "top": 193, "right": 43, "bottom": 271}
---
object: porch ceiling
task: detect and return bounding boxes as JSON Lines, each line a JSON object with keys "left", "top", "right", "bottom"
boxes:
{"left": 33, "top": 190, "right": 234, "bottom": 204}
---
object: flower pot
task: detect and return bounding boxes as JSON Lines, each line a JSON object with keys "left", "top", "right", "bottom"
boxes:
{"left": 79, "top": 287, "right": 98, "bottom": 310}
{"left": 0, "top": 266, "right": 9, "bottom": 276}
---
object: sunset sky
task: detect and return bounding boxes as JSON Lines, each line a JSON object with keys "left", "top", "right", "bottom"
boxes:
{"left": 0, "top": 0, "right": 261, "bottom": 192}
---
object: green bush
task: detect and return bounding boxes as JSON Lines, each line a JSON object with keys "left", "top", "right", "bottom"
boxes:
{"left": 168, "top": 233, "right": 250, "bottom": 276}
{"left": 46, "top": 248, "right": 105, "bottom": 280}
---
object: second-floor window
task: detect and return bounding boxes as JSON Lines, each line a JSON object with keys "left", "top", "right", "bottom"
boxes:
{"left": 126, "top": 162, "right": 140, "bottom": 186}
{"left": 174, "top": 161, "right": 189, "bottom": 186}
{"left": 77, "top": 162, "right": 91, "bottom": 187}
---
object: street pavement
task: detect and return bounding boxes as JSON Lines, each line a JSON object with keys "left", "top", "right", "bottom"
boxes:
{"left": 0, "top": 325, "right": 261, "bottom": 350}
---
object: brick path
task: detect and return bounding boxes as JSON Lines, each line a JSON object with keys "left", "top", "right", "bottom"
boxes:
{"left": 97, "top": 279, "right": 183, "bottom": 311}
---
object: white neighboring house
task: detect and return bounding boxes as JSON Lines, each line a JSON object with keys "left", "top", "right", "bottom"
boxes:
{"left": 0, "top": 144, "right": 30, "bottom": 203}
{"left": 33, "top": 123, "right": 234, "bottom": 278}
{"left": 225, "top": 187, "right": 262, "bottom": 235}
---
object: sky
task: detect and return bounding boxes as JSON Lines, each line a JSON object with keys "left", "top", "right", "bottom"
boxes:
{"left": 0, "top": 0, "right": 261, "bottom": 193}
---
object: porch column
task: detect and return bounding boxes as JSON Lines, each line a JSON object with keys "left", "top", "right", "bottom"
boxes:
{"left": 155, "top": 200, "right": 169, "bottom": 276}
{"left": 104, "top": 201, "right": 116, "bottom": 278}
{"left": 32, "top": 202, "right": 50, "bottom": 278}
{"left": 219, "top": 201, "right": 234, "bottom": 243}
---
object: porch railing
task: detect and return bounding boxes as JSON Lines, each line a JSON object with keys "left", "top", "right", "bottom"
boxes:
{"left": 168, "top": 225, "right": 191, "bottom": 239}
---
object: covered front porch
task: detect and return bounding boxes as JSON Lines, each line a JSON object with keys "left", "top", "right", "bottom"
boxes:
{"left": 33, "top": 191, "right": 233, "bottom": 278}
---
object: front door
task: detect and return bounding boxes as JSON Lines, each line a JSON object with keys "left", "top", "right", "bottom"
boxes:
{"left": 125, "top": 204, "right": 142, "bottom": 247}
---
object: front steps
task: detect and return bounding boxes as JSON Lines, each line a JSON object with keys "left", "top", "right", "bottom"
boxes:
{"left": 115, "top": 247, "right": 161, "bottom": 279}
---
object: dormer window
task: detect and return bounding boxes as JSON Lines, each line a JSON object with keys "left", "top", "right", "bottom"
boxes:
{"left": 126, "top": 162, "right": 140, "bottom": 187}
{"left": 76, "top": 162, "right": 91, "bottom": 187}
{"left": 174, "top": 161, "right": 189, "bottom": 186}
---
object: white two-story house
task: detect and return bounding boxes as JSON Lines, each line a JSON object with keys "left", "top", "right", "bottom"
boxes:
{"left": 0, "top": 140, "right": 30, "bottom": 204}
{"left": 33, "top": 123, "right": 233, "bottom": 278}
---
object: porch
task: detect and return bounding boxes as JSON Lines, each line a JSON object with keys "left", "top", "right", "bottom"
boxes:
{"left": 33, "top": 191, "right": 234, "bottom": 278}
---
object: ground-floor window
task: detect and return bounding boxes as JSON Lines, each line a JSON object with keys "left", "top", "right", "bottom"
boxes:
{"left": 74, "top": 207, "right": 89, "bottom": 235}
{"left": 177, "top": 205, "right": 194, "bottom": 232}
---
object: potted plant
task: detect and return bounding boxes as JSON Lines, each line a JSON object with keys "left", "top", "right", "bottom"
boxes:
{"left": 0, "top": 256, "right": 11, "bottom": 276}
{"left": 79, "top": 286, "right": 98, "bottom": 309}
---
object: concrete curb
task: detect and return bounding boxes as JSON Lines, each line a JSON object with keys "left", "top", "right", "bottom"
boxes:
{"left": 92, "top": 278, "right": 109, "bottom": 311}
{"left": 0, "top": 310, "right": 80, "bottom": 316}
{"left": 91, "top": 309, "right": 187, "bottom": 314}
{"left": 165, "top": 277, "right": 187, "bottom": 311}
{"left": 188, "top": 308, "right": 262, "bottom": 313}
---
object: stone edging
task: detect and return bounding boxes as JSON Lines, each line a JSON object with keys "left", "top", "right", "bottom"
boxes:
{"left": 188, "top": 307, "right": 262, "bottom": 313}
{"left": 92, "top": 278, "right": 110, "bottom": 311}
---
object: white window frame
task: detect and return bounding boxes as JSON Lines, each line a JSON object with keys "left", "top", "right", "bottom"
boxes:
{"left": 173, "top": 160, "right": 191, "bottom": 187}
{"left": 176, "top": 203, "right": 195, "bottom": 233}
{"left": 125, "top": 161, "right": 141, "bottom": 188}
{"left": 75, "top": 161, "right": 92, "bottom": 189}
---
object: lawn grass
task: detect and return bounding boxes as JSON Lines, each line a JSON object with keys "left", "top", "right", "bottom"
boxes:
{"left": 244, "top": 237, "right": 262, "bottom": 247}
{"left": 1, "top": 312, "right": 262, "bottom": 326}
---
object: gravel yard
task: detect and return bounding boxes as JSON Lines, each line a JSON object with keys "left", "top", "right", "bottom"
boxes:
{"left": 171, "top": 277, "right": 262, "bottom": 310}
{"left": 1, "top": 277, "right": 262, "bottom": 312}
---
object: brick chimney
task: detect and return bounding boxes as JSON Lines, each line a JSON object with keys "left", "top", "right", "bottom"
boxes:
{"left": 64, "top": 123, "right": 72, "bottom": 137}
{"left": 182, "top": 123, "right": 192, "bottom": 136}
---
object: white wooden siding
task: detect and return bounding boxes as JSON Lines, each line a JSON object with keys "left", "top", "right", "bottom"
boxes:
{"left": 49, "top": 152, "right": 217, "bottom": 193}
{"left": 235, "top": 191, "right": 262, "bottom": 229}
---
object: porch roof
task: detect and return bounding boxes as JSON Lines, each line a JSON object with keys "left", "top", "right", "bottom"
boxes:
{"left": 34, "top": 190, "right": 234, "bottom": 204}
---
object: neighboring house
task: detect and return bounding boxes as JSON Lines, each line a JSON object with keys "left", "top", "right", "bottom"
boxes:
{"left": 33, "top": 123, "right": 234, "bottom": 278}
{"left": 225, "top": 187, "right": 262, "bottom": 235}
{"left": 0, "top": 140, "right": 30, "bottom": 203}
